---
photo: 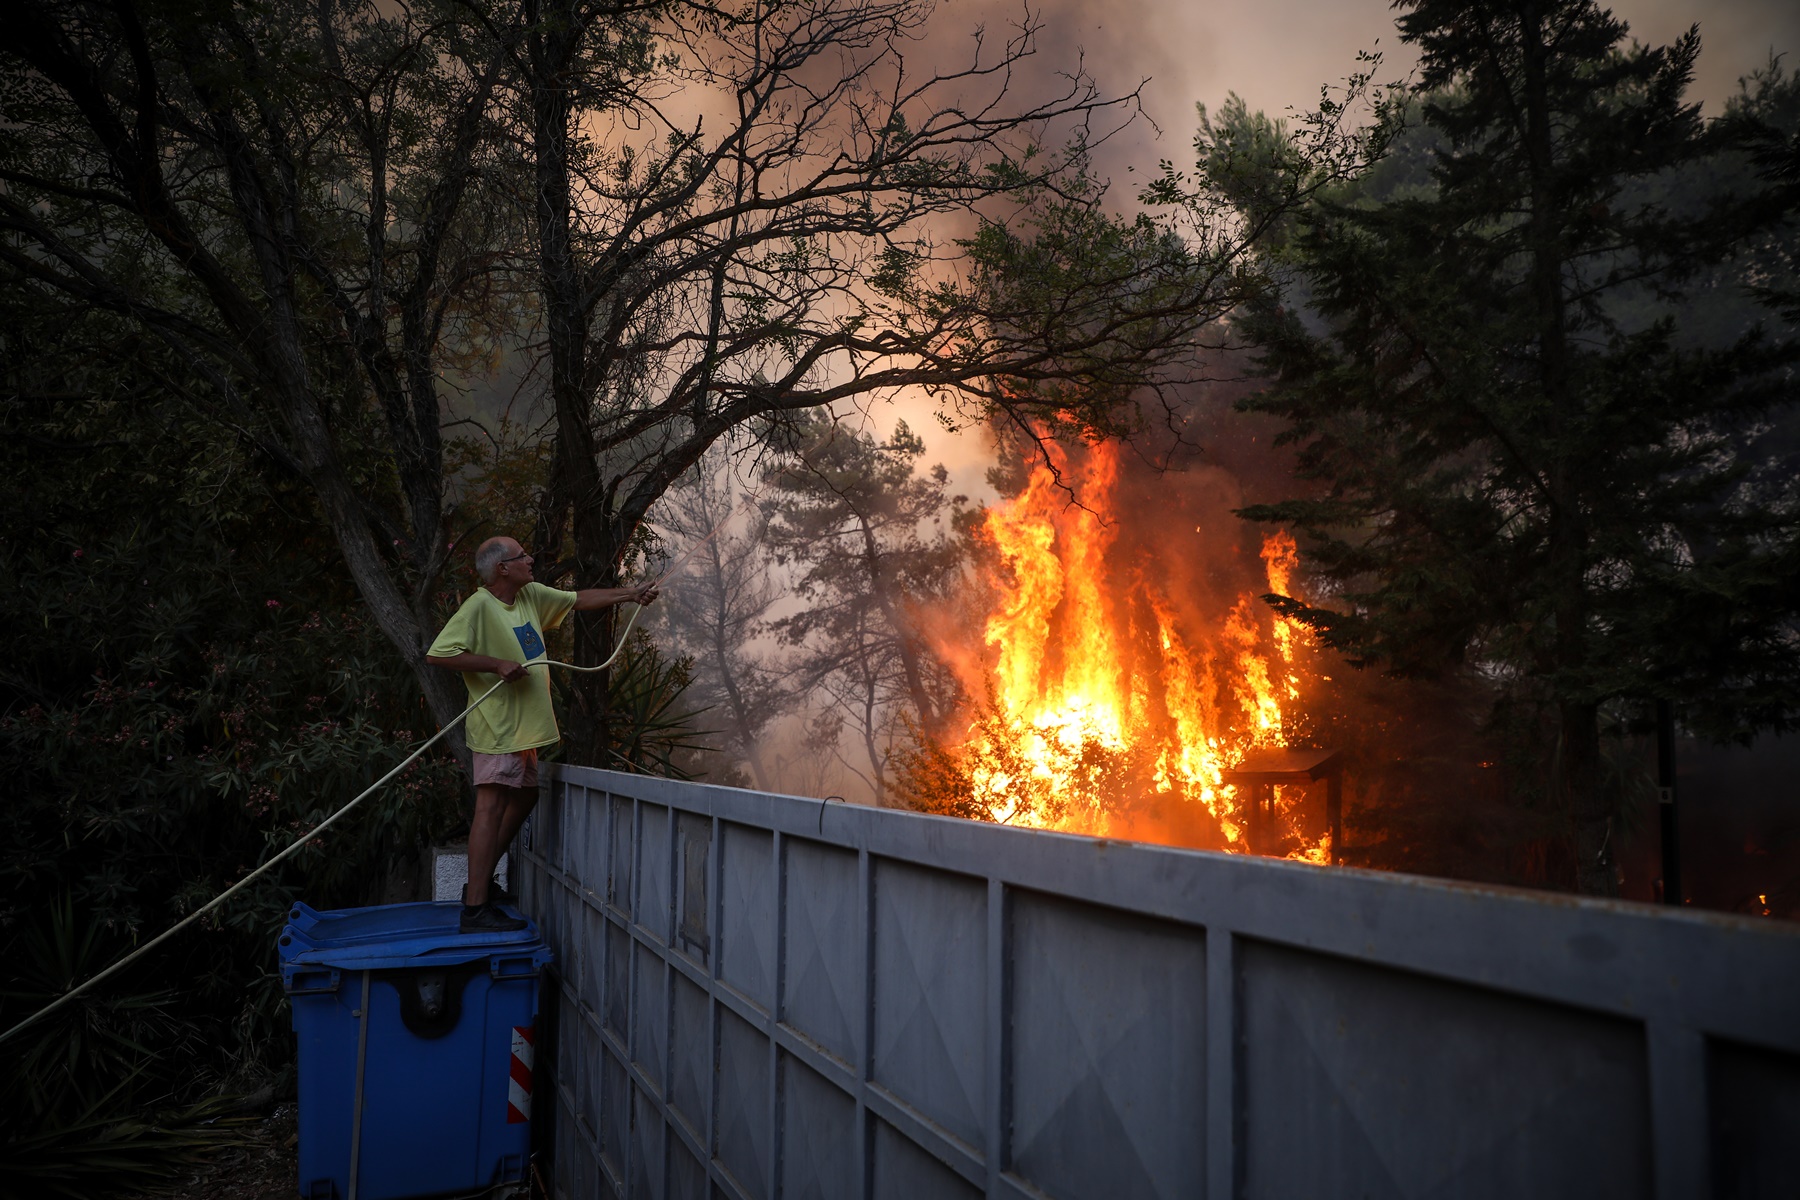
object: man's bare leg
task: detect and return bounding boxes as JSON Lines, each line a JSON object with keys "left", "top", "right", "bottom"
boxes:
{"left": 493, "top": 786, "right": 539, "bottom": 869}
{"left": 465, "top": 782, "right": 509, "bottom": 907}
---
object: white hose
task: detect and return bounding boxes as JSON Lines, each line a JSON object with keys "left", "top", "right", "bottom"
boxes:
{"left": 0, "top": 601, "right": 647, "bottom": 1046}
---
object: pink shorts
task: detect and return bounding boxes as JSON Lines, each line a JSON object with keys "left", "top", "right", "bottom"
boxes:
{"left": 471, "top": 747, "right": 539, "bottom": 789}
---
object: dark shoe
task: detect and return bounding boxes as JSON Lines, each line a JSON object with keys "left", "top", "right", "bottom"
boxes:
{"left": 460, "top": 877, "right": 515, "bottom": 906}
{"left": 460, "top": 903, "right": 528, "bottom": 935}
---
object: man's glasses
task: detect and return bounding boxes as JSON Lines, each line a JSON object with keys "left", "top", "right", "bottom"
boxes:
{"left": 498, "top": 549, "right": 533, "bottom": 565}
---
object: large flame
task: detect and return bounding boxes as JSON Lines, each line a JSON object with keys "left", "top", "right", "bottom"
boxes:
{"left": 931, "top": 442, "right": 1327, "bottom": 861}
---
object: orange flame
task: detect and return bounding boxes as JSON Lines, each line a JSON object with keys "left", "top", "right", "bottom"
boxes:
{"left": 932, "top": 442, "right": 1327, "bottom": 860}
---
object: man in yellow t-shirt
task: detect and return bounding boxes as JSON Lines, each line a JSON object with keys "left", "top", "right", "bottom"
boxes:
{"left": 428, "top": 535, "right": 656, "bottom": 933}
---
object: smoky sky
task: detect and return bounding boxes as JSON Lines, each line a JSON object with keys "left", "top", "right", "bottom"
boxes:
{"left": 939, "top": 0, "right": 1796, "bottom": 196}
{"left": 887, "top": 0, "right": 1796, "bottom": 485}
{"left": 1016, "top": 0, "right": 1796, "bottom": 133}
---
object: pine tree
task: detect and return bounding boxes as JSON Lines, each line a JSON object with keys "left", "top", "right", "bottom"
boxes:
{"left": 759, "top": 417, "right": 968, "bottom": 804}
{"left": 1233, "top": 0, "right": 1800, "bottom": 894}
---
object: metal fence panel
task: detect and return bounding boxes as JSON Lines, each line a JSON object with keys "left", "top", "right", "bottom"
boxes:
{"left": 1009, "top": 893, "right": 1207, "bottom": 1200}
{"left": 871, "top": 859, "right": 986, "bottom": 1155}
{"left": 1237, "top": 938, "right": 1650, "bottom": 1198}
{"left": 515, "top": 766, "right": 1800, "bottom": 1200}
{"left": 1708, "top": 1040, "right": 1800, "bottom": 1199}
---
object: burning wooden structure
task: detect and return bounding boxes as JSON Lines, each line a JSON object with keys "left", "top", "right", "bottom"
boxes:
{"left": 922, "top": 439, "right": 1336, "bottom": 861}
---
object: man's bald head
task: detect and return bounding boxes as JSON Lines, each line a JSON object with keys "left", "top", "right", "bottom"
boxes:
{"left": 475, "top": 536, "right": 522, "bottom": 583}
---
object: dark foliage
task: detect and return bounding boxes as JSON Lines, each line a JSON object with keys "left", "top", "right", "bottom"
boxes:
{"left": 0, "top": 341, "right": 705, "bottom": 1192}
{"left": 1228, "top": 0, "right": 1800, "bottom": 893}
{"left": 0, "top": 389, "right": 468, "bottom": 1189}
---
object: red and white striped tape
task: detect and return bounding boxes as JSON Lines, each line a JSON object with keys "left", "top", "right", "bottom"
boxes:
{"left": 507, "top": 1025, "right": 534, "bottom": 1123}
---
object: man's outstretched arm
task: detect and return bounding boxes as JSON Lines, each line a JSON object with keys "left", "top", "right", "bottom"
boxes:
{"left": 574, "top": 584, "right": 659, "bottom": 611}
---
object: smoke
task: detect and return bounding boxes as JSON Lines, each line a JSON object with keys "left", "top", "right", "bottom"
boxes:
{"left": 919, "top": 0, "right": 1792, "bottom": 215}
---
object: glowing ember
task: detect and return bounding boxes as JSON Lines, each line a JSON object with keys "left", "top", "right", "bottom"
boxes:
{"left": 927, "top": 441, "right": 1329, "bottom": 860}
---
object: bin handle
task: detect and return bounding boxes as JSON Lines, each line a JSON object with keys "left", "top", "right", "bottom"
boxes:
{"left": 491, "top": 956, "right": 538, "bottom": 981}
{"left": 286, "top": 969, "right": 341, "bottom": 996}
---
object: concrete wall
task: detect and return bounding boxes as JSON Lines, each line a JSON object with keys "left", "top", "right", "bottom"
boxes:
{"left": 513, "top": 764, "right": 1800, "bottom": 1200}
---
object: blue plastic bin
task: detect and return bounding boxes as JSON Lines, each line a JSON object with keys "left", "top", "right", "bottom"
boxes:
{"left": 279, "top": 902, "right": 553, "bottom": 1200}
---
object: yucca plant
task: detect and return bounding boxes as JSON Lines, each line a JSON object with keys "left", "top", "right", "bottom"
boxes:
{"left": 555, "top": 630, "right": 712, "bottom": 779}
{"left": 0, "top": 898, "right": 254, "bottom": 1200}
{"left": 0, "top": 1080, "right": 256, "bottom": 1200}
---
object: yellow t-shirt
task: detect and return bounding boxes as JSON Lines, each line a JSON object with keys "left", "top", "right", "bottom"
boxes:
{"left": 428, "top": 583, "right": 578, "bottom": 754}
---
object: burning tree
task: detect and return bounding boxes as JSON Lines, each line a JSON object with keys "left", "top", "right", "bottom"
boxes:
{"left": 896, "top": 428, "right": 1334, "bottom": 862}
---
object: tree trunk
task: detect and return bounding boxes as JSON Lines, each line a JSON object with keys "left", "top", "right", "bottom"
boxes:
{"left": 861, "top": 518, "right": 939, "bottom": 735}
{"left": 1562, "top": 700, "right": 1613, "bottom": 895}
{"left": 711, "top": 626, "right": 771, "bottom": 790}
{"left": 861, "top": 671, "right": 888, "bottom": 806}
{"left": 528, "top": 0, "right": 618, "bottom": 767}
{"left": 1518, "top": 2, "right": 1615, "bottom": 896}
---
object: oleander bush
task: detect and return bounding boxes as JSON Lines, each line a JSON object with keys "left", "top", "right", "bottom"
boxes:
{"left": 0, "top": 395, "right": 468, "bottom": 1192}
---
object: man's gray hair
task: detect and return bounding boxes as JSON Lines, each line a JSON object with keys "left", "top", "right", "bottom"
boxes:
{"left": 474, "top": 540, "right": 512, "bottom": 583}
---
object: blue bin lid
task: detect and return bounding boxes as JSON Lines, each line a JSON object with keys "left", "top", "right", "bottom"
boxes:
{"left": 278, "top": 901, "right": 551, "bottom": 975}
